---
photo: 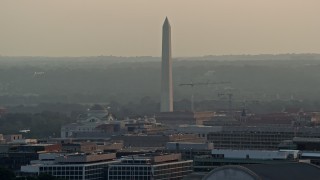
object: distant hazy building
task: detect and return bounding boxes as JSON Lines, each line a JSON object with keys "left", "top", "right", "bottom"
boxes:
{"left": 194, "top": 149, "right": 299, "bottom": 172}
{"left": 161, "top": 17, "right": 173, "bottom": 112}
{"left": 61, "top": 142, "right": 97, "bottom": 153}
{"left": 177, "top": 125, "right": 320, "bottom": 150}
{"left": 60, "top": 104, "right": 117, "bottom": 138}
{"left": 207, "top": 126, "right": 320, "bottom": 150}
{"left": 111, "top": 133, "right": 203, "bottom": 148}
{"left": 177, "top": 125, "right": 222, "bottom": 139}
{"left": 156, "top": 111, "right": 215, "bottom": 128}
{"left": 165, "top": 142, "right": 213, "bottom": 160}
{"left": 61, "top": 105, "right": 163, "bottom": 138}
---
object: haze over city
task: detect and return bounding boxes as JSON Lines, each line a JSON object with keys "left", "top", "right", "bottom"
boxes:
{"left": 2, "top": 1, "right": 320, "bottom": 180}
{"left": 1, "top": 0, "right": 320, "bottom": 57}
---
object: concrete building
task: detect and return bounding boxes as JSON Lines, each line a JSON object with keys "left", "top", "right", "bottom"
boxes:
{"left": 166, "top": 142, "right": 214, "bottom": 151}
{"left": 21, "top": 152, "right": 119, "bottom": 180}
{"left": 61, "top": 142, "right": 97, "bottom": 153}
{"left": 193, "top": 149, "right": 299, "bottom": 173}
{"left": 108, "top": 153, "right": 193, "bottom": 180}
{"left": 203, "top": 116, "right": 240, "bottom": 126}
{"left": 208, "top": 126, "right": 320, "bottom": 150}
{"left": 279, "top": 137, "right": 320, "bottom": 151}
{"left": 61, "top": 104, "right": 119, "bottom": 138}
{"left": 161, "top": 17, "right": 173, "bottom": 112}
{"left": 111, "top": 134, "right": 204, "bottom": 148}
{"left": 299, "top": 151, "right": 320, "bottom": 166}
{"left": 11, "top": 144, "right": 61, "bottom": 152}
{"left": 4, "top": 134, "right": 23, "bottom": 143}
{"left": 124, "top": 117, "right": 166, "bottom": 135}
{"left": 177, "top": 125, "right": 221, "bottom": 139}
{"left": 165, "top": 142, "right": 214, "bottom": 160}
{"left": 61, "top": 106, "right": 162, "bottom": 139}
{"left": 0, "top": 143, "right": 61, "bottom": 170}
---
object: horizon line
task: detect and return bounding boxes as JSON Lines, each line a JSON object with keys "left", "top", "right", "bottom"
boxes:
{"left": 1, "top": 53, "right": 320, "bottom": 58}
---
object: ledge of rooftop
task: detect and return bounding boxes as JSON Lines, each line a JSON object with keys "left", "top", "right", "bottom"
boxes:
{"left": 55, "top": 152, "right": 116, "bottom": 163}
{"left": 121, "top": 153, "right": 183, "bottom": 164}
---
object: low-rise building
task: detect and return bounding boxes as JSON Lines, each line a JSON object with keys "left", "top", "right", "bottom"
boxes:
{"left": 0, "top": 143, "right": 61, "bottom": 170}
{"left": 108, "top": 153, "right": 193, "bottom": 180}
{"left": 112, "top": 134, "right": 204, "bottom": 148}
{"left": 207, "top": 126, "right": 320, "bottom": 150}
{"left": 193, "top": 149, "right": 299, "bottom": 172}
{"left": 61, "top": 142, "right": 97, "bottom": 153}
{"left": 279, "top": 137, "right": 320, "bottom": 151}
{"left": 165, "top": 142, "right": 213, "bottom": 160}
{"left": 4, "top": 134, "right": 23, "bottom": 143}
{"left": 156, "top": 111, "right": 215, "bottom": 127}
{"left": 21, "top": 152, "right": 119, "bottom": 180}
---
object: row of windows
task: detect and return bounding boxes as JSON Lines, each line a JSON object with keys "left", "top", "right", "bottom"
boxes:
{"left": 108, "top": 170, "right": 192, "bottom": 180}
{"left": 40, "top": 170, "right": 83, "bottom": 176}
{"left": 110, "top": 166, "right": 151, "bottom": 171}
{"left": 109, "top": 176, "right": 151, "bottom": 180}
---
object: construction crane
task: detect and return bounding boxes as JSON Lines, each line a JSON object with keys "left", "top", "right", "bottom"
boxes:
{"left": 179, "top": 81, "right": 231, "bottom": 112}
{"left": 218, "top": 93, "right": 234, "bottom": 116}
{"left": 215, "top": 94, "right": 260, "bottom": 119}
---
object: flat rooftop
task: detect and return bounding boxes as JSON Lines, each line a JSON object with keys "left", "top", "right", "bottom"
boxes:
{"left": 55, "top": 153, "right": 116, "bottom": 163}
{"left": 121, "top": 153, "right": 182, "bottom": 164}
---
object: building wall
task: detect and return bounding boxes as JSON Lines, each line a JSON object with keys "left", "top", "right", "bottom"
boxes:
{"left": 177, "top": 125, "right": 222, "bottom": 140}
{"left": 4, "top": 134, "right": 22, "bottom": 142}
{"left": 112, "top": 136, "right": 169, "bottom": 147}
{"left": 208, "top": 129, "right": 320, "bottom": 150}
{"left": 0, "top": 152, "right": 39, "bottom": 170}
{"left": 39, "top": 161, "right": 117, "bottom": 180}
{"left": 62, "top": 143, "right": 96, "bottom": 153}
{"left": 108, "top": 160, "right": 193, "bottom": 180}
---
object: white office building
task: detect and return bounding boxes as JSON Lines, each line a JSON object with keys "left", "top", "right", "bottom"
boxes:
{"left": 21, "top": 152, "right": 119, "bottom": 180}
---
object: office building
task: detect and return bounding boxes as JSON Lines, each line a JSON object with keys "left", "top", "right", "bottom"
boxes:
{"left": 21, "top": 153, "right": 118, "bottom": 180}
{"left": 193, "top": 149, "right": 299, "bottom": 172}
{"left": 108, "top": 153, "right": 193, "bottom": 180}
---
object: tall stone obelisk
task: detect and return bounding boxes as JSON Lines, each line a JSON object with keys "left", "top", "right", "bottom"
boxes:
{"left": 161, "top": 17, "right": 173, "bottom": 112}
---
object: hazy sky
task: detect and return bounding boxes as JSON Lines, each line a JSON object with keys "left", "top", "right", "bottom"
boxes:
{"left": 1, "top": 0, "right": 320, "bottom": 57}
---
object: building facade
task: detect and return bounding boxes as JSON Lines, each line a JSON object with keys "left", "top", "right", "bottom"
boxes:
{"left": 108, "top": 153, "right": 193, "bottom": 180}
{"left": 21, "top": 153, "right": 119, "bottom": 180}
{"left": 193, "top": 149, "right": 298, "bottom": 172}
{"left": 207, "top": 126, "right": 320, "bottom": 150}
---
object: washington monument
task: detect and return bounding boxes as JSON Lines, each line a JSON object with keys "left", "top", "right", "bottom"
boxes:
{"left": 160, "top": 17, "right": 173, "bottom": 112}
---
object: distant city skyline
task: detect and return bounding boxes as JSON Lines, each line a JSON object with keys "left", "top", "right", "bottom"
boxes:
{"left": 1, "top": 0, "right": 320, "bottom": 57}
